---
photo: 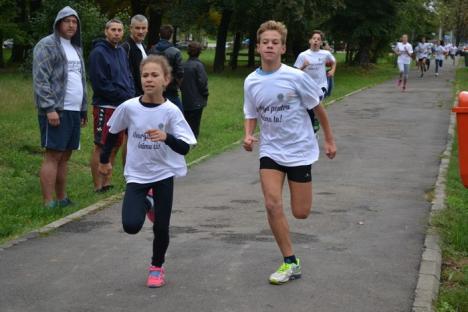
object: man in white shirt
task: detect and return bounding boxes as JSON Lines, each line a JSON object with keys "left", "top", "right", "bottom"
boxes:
{"left": 122, "top": 14, "right": 149, "bottom": 96}
{"left": 121, "top": 14, "right": 149, "bottom": 166}
{"left": 33, "top": 6, "right": 87, "bottom": 208}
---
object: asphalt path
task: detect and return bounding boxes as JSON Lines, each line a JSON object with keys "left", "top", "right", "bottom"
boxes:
{"left": 0, "top": 61, "right": 457, "bottom": 312}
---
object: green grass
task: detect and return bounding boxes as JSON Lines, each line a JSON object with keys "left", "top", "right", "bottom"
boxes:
{"left": 434, "top": 66, "right": 468, "bottom": 312}
{"left": 0, "top": 53, "right": 396, "bottom": 244}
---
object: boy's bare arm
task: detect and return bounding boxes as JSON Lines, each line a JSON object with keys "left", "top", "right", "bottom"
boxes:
{"left": 313, "top": 104, "right": 337, "bottom": 159}
{"left": 243, "top": 118, "right": 258, "bottom": 152}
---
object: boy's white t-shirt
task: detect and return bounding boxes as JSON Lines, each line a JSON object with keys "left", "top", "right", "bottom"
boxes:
{"left": 416, "top": 42, "right": 430, "bottom": 58}
{"left": 107, "top": 98, "right": 197, "bottom": 184}
{"left": 434, "top": 45, "right": 447, "bottom": 60}
{"left": 243, "top": 64, "right": 322, "bottom": 167}
{"left": 395, "top": 42, "right": 413, "bottom": 64}
{"left": 293, "top": 49, "right": 336, "bottom": 91}
{"left": 60, "top": 37, "right": 83, "bottom": 111}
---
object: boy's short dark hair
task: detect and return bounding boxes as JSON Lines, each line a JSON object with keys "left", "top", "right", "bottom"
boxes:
{"left": 160, "top": 25, "right": 174, "bottom": 40}
{"left": 187, "top": 41, "right": 202, "bottom": 57}
{"left": 311, "top": 30, "right": 325, "bottom": 41}
{"left": 105, "top": 18, "right": 123, "bottom": 29}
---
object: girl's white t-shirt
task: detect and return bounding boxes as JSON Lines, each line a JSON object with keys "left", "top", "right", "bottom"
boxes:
{"left": 60, "top": 37, "right": 83, "bottom": 111}
{"left": 396, "top": 42, "right": 413, "bottom": 64}
{"left": 293, "top": 49, "right": 336, "bottom": 91}
{"left": 243, "top": 64, "right": 322, "bottom": 166}
{"left": 107, "top": 98, "right": 197, "bottom": 183}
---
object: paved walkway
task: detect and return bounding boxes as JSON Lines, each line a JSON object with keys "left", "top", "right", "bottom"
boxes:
{"left": 0, "top": 62, "right": 457, "bottom": 312}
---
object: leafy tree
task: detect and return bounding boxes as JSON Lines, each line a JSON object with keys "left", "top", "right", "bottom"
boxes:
{"left": 326, "top": 0, "right": 401, "bottom": 66}
{"left": 31, "top": 0, "right": 107, "bottom": 59}
{"left": 0, "top": 0, "right": 23, "bottom": 67}
{"left": 395, "top": 0, "right": 437, "bottom": 42}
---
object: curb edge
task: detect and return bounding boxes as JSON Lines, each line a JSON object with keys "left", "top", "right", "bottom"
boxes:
{"left": 411, "top": 101, "right": 456, "bottom": 312}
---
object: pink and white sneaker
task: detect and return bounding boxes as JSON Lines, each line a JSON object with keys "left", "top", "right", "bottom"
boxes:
{"left": 147, "top": 266, "right": 165, "bottom": 288}
{"left": 145, "top": 189, "right": 155, "bottom": 223}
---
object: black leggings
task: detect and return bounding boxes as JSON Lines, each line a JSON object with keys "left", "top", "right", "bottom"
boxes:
{"left": 122, "top": 177, "right": 174, "bottom": 267}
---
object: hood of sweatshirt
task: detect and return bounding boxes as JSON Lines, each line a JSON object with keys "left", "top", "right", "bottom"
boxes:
{"left": 53, "top": 6, "right": 82, "bottom": 47}
{"left": 154, "top": 39, "right": 173, "bottom": 52}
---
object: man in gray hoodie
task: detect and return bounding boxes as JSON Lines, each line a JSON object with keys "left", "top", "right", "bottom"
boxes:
{"left": 33, "top": 6, "right": 87, "bottom": 208}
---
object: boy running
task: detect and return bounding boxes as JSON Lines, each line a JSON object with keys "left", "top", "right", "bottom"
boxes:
{"left": 243, "top": 20, "right": 336, "bottom": 285}
{"left": 434, "top": 40, "right": 447, "bottom": 77}
{"left": 415, "top": 37, "right": 429, "bottom": 78}
{"left": 294, "top": 30, "right": 336, "bottom": 133}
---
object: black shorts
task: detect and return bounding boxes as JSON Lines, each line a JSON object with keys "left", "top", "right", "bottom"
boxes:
{"left": 259, "top": 157, "right": 312, "bottom": 183}
{"left": 38, "top": 110, "right": 81, "bottom": 151}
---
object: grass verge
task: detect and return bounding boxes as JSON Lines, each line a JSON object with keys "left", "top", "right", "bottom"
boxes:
{"left": 433, "top": 65, "right": 468, "bottom": 312}
{"left": 0, "top": 53, "right": 396, "bottom": 244}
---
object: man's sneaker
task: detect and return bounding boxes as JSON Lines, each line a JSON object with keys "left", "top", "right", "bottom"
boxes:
{"left": 269, "top": 259, "right": 301, "bottom": 285}
{"left": 44, "top": 200, "right": 58, "bottom": 209}
{"left": 147, "top": 266, "right": 165, "bottom": 288}
{"left": 58, "top": 198, "right": 74, "bottom": 208}
{"left": 145, "top": 189, "right": 155, "bottom": 223}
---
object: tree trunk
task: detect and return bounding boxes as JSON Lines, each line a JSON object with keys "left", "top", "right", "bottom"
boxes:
{"left": 31, "top": 0, "right": 41, "bottom": 12}
{"left": 0, "top": 32, "right": 4, "bottom": 68}
{"left": 247, "top": 28, "right": 256, "bottom": 68}
{"left": 355, "top": 40, "right": 371, "bottom": 67}
{"left": 11, "top": 0, "right": 27, "bottom": 63}
{"left": 229, "top": 32, "right": 241, "bottom": 70}
{"left": 345, "top": 43, "right": 350, "bottom": 65}
{"left": 131, "top": 0, "right": 147, "bottom": 15}
{"left": 147, "top": 7, "right": 163, "bottom": 48}
{"left": 213, "top": 9, "right": 232, "bottom": 73}
{"left": 173, "top": 26, "right": 178, "bottom": 45}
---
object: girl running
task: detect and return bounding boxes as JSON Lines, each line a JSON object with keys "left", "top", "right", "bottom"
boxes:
{"left": 394, "top": 34, "right": 413, "bottom": 91}
{"left": 98, "top": 55, "right": 197, "bottom": 288}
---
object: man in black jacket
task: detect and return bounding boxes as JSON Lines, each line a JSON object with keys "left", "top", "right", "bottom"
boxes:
{"left": 149, "top": 24, "right": 184, "bottom": 111}
{"left": 121, "top": 14, "right": 148, "bottom": 96}
{"left": 181, "top": 41, "right": 208, "bottom": 138}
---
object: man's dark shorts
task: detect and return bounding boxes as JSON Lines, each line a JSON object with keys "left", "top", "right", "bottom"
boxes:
{"left": 260, "top": 157, "right": 312, "bottom": 183}
{"left": 38, "top": 110, "right": 81, "bottom": 151}
{"left": 93, "top": 106, "right": 124, "bottom": 147}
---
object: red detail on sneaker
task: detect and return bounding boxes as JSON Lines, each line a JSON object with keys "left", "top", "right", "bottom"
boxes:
{"left": 147, "top": 266, "right": 165, "bottom": 288}
{"left": 146, "top": 209, "right": 155, "bottom": 223}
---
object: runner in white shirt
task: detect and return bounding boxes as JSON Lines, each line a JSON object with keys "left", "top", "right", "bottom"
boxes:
{"left": 434, "top": 40, "right": 448, "bottom": 77}
{"left": 415, "top": 37, "right": 429, "bottom": 78}
{"left": 294, "top": 30, "right": 336, "bottom": 133}
{"left": 98, "top": 55, "right": 196, "bottom": 288}
{"left": 394, "top": 34, "right": 413, "bottom": 91}
{"left": 448, "top": 43, "right": 457, "bottom": 65}
{"left": 243, "top": 20, "right": 336, "bottom": 285}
